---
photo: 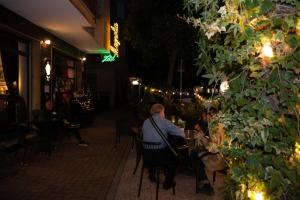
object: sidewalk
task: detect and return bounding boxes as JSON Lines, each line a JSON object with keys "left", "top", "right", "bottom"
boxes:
{"left": 0, "top": 110, "right": 132, "bottom": 200}
{"left": 0, "top": 108, "right": 225, "bottom": 200}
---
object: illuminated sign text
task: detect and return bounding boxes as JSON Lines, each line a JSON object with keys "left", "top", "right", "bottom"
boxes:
{"left": 110, "top": 23, "right": 120, "bottom": 57}
{"left": 102, "top": 54, "right": 116, "bottom": 63}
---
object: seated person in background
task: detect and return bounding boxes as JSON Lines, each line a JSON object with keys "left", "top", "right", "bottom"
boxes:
{"left": 33, "top": 99, "right": 60, "bottom": 154}
{"left": 194, "top": 111, "right": 209, "bottom": 137}
{"left": 41, "top": 99, "right": 58, "bottom": 120}
{"left": 58, "top": 93, "right": 88, "bottom": 147}
{"left": 194, "top": 109, "right": 225, "bottom": 195}
{"left": 142, "top": 103, "right": 185, "bottom": 190}
{"left": 37, "top": 99, "right": 60, "bottom": 139}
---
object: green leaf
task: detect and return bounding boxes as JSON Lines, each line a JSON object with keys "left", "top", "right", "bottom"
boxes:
{"left": 246, "top": 153, "right": 263, "bottom": 167}
{"left": 296, "top": 1, "right": 300, "bottom": 11}
{"left": 269, "top": 170, "right": 284, "bottom": 192}
{"left": 260, "top": 0, "right": 274, "bottom": 14}
{"left": 231, "top": 166, "right": 244, "bottom": 182}
{"left": 287, "top": 34, "right": 298, "bottom": 48}
{"left": 237, "top": 96, "right": 248, "bottom": 106}
{"left": 245, "top": 0, "right": 259, "bottom": 9}
{"left": 245, "top": 27, "right": 254, "bottom": 37}
{"left": 272, "top": 17, "right": 282, "bottom": 27}
{"left": 256, "top": 20, "right": 271, "bottom": 29}
{"left": 260, "top": 130, "right": 269, "bottom": 144}
{"left": 263, "top": 155, "right": 273, "bottom": 166}
{"left": 264, "top": 142, "right": 272, "bottom": 152}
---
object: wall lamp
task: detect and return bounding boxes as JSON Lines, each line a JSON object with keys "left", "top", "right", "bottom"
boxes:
{"left": 45, "top": 61, "right": 51, "bottom": 81}
{"left": 41, "top": 39, "right": 51, "bottom": 46}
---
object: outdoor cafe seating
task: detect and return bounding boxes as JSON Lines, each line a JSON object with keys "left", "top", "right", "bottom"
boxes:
{"left": 136, "top": 138, "right": 176, "bottom": 200}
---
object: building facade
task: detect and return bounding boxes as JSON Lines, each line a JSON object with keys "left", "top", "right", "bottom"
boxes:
{"left": 0, "top": 0, "right": 111, "bottom": 123}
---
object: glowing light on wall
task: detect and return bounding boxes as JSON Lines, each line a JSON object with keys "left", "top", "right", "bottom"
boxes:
{"left": 110, "top": 23, "right": 120, "bottom": 57}
{"left": 131, "top": 80, "right": 140, "bottom": 85}
{"left": 41, "top": 39, "right": 51, "bottom": 46}
{"left": 45, "top": 61, "right": 51, "bottom": 81}
{"left": 45, "top": 39, "right": 51, "bottom": 45}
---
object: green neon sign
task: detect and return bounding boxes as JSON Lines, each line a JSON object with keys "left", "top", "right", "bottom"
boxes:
{"left": 101, "top": 54, "right": 116, "bottom": 63}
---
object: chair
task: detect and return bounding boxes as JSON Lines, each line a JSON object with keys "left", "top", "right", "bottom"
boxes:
{"left": 195, "top": 151, "right": 227, "bottom": 193}
{"left": 132, "top": 128, "right": 142, "bottom": 175}
{"left": 136, "top": 139, "right": 175, "bottom": 200}
{"left": 115, "top": 119, "right": 131, "bottom": 146}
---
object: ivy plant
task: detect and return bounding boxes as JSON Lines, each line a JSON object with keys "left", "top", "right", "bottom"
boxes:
{"left": 183, "top": 0, "right": 300, "bottom": 199}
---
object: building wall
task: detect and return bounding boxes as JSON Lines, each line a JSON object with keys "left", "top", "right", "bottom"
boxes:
{"left": 30, "top": 41, "right": 41, "bottom": 111}
{"left": 0, "top": 5, "right": 85, "bottom": 119}
{"left": 86, "top": 63, "right": 115, "bottom": 109}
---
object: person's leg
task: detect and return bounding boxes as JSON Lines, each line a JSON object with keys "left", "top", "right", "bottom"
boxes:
{"left": 71, "top": 129, "right": 82, "bottom": 142}
{"left": 197, "top": 158, "right": 213, "bottom": 195}
{"left": 71, "top": 129, "right": 88, "bottom": 146}
{"left": 164, "top": 164, "right": 176, "bottom": 186}
{"left": 198, "top": 159, "right": 209, "bottom": 181}
{"left": 148, "top": 167, "right": 156, "bottom": 182}
{"left": 162, "top": 150, "right": 177, "bottom": 189}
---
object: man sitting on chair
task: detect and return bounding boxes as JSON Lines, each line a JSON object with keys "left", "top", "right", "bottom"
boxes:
{"left": 142, "top": 103, "right": 185, "bottom": 190}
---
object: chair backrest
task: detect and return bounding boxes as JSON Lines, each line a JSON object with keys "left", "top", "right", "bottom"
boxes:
{"left": 136, "top": 138, "right": 163, "bottom": 167}
{"left": 141, "top": 140, "right": 161, "bottom": 150}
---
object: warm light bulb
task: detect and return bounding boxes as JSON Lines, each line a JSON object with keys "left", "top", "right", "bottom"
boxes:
{"left": 262, "top": 43, "right": 273, "bottom": 57}
{"left": 254, "top": 192, "right": 263, "bottom": 200}
{"left": 248, "top": 190, "right": 264, "bottom": 200}
{"left": 220, "top": 80, "right": 229, "bottom": 93}
{"left": 132, "top": 80, "right": 139, "bottom": 85}
{"left": 44, "top": 39, "right": 51, "bottom": 45}
{"left": 82, "top": 57, "right": 86, "bottom": 61}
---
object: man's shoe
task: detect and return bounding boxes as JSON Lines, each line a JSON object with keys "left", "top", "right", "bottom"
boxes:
{"left": 197, "top": 184, "right": 214, "bottom": 195}
{"left": 163, "top": 181, "right": 176, "bottom": 190}
{"left": 78, "top": 142, "right": 89, "bottom": 147}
